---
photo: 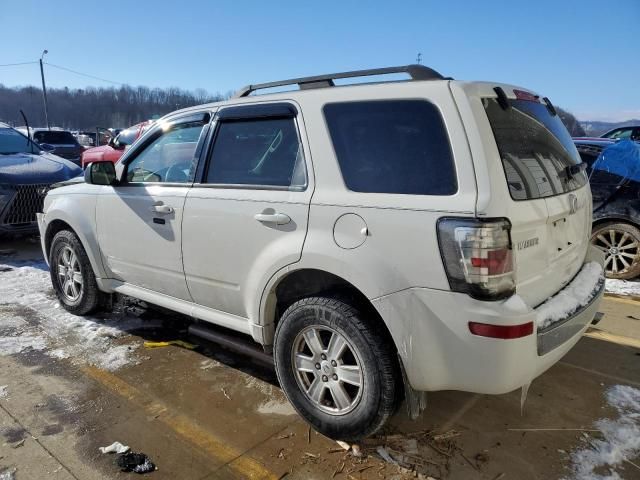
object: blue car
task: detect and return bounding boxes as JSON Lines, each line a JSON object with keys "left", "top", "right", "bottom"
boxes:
{"left": 0, "top": 122, "right": 82, "bottom": 236}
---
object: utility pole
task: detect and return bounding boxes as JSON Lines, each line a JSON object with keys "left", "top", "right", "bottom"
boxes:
{"left": 39, "top": 49, "right": 50, "bottom": 130}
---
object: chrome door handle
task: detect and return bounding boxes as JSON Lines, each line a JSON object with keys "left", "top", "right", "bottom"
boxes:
{"left": 254, "top": 212, "right": 291, "bottom": 225}
{"left": 151, "top": 205, "right": 174, "bottom": 215}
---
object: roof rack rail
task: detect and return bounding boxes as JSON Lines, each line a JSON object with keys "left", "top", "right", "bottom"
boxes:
{"left": 233, "top": 64, "right": 448, "bottom": 98}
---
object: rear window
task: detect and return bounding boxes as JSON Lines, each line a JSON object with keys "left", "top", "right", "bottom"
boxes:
{"left": 324, "top": 100, "right": 457, "bottom": 195}
{"left": 484, "top": 98, "right": 587, "bottom": 200}
{"left": 33, "top": 131, "right": 77, "bottom": 145}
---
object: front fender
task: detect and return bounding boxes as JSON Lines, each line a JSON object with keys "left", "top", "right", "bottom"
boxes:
{"left": 43, "top": 190, "right": 107, "bottom": 279}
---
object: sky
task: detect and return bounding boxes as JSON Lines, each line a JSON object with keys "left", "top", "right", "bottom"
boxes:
{"left": 1, "top": 0, "right": 638, "bottom": 122}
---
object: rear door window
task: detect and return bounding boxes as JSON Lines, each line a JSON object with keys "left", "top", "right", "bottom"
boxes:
{"left": 33, "top": 131, "right": 77, "bottom": 145}
{"left": 323, "top": 100, "right": 457, "bottom": 195}
{"left": 483, "top": 98, "right": 587, "bottom": 200}
{"left": 205, "top": 117, "right": 306, "bottom": 189}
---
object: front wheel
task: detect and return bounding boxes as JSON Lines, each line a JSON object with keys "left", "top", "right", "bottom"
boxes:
{"left": 274, "top": 296, "right": 400, "bottom": 441}
{"left": 49, "top": 230, "right": 102, "bottom": 315}
{"left": 591, "top": 222, "right": 640, "bottom": 280}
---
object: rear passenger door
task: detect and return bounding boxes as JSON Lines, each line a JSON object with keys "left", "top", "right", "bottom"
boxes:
{"left": 182, "top": 103, "right": 312, "bottom": 327}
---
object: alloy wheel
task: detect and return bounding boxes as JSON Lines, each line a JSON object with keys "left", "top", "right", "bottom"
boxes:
{"left": 291, "top": 326, "right": 364, "bottom": 415}
{"left": 593, "top": 228, "right": 640, "bottom": 277}
{"left": 57, "top": 246, "right": 83, "bottom": 302}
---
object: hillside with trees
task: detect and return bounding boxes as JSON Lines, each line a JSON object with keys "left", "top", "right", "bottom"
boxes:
{"left": 0, "top": 83, "right": 591, "bottom": 137}
{"left": 0, "top": 84, "right": 224, "bottom": 130}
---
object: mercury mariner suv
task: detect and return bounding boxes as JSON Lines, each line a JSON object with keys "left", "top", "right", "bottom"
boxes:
{"left": 38, "top": 65, "right": 605, "bottom": 440}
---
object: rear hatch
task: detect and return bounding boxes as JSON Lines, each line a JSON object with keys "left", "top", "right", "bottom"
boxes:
{"left": 468, "top": 86, "right": 592, "bottom": 307}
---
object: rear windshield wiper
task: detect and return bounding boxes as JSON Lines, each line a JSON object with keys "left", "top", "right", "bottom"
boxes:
{"left": 562, "top": 162, "right": 586, "bottom": 180}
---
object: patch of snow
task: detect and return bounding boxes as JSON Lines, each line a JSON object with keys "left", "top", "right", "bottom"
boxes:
{"left": 605, "top": 279, "right": 640, "bottom": 297}
{"left": 566, "top": 385, "right": 640, "bottom": 480}
{"left": 0, "top": 261, "right": 150, "bottom": 370}
{"left": 0, "top": 335, "right": 47, "bottom": 355}
{"left": 257, "top": 399, "right": 296, "bottom": 416}
{"left": 503, "top": 294, "right": 530, "bottom": 313}
{"left": 0, "top": 385, "right": 7, "bottom": 399}
{"left": 536, "top": 262, "right": 604, "bottom": 329}
{"left": 0, "top": 468, "right": 16, "bottom": 480}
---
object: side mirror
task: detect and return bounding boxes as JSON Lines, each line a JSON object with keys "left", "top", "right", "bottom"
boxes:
{"left": 40, "top": 143, "right": 56, "bottom": 153}
{"left": 84, "top": 161, "right": 118, "bottom": 186}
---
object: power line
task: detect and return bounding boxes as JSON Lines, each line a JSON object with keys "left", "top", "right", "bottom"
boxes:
{"left": 43, "top": 62, "right": 125, "bottom": 86}
{"left": 0, "top": 61, "right": 38, "bottom": 67}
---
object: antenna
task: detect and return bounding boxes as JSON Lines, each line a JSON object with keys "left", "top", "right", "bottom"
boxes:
{"left": 416, "top": 53, "right": 422, "bottom": 64}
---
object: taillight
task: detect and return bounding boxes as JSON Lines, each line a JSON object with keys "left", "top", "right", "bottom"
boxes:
{"left": 437, "top": 217, "right": 515, "bottom": 300}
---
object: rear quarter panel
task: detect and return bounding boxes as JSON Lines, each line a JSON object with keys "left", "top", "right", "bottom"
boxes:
{"left": 289, "top": 81, "right": 478, "bottom": 298}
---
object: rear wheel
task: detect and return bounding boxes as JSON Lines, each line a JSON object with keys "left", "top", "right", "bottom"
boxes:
{"left": 591, "top": 222, "right": 640, "bottom": 280}
{"left": 274, "top": 296, "right": 400, "bottom": 441}
{"left": 49, "top": 230, "right": 102, "bottom": 315}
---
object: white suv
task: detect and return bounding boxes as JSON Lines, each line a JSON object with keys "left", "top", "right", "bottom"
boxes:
{"left": 38, "top": 65, "right": 605, "bottom": 440}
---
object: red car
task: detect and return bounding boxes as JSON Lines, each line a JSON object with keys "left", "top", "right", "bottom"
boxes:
{"left": 81, "top": 121, "right": 152, "bottom": 168}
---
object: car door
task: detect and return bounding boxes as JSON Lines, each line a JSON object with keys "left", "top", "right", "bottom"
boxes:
{"left": 96, "top": 112, "right": 210, "bottom": 300}
{"left": 182, "top": 102, "right": 312, "bottom": 326}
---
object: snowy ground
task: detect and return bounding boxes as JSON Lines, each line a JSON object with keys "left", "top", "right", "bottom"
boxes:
{"left": 566, "top": 385, "right": 640, "bottom": 480}
{"left": 0, "top": 260, "right": 162, "bottom": 371}
{"left": 605, "top": 278, "right": 640, "bottom": 297}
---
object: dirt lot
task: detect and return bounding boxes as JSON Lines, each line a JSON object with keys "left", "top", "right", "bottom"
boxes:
{"left": 1, "top": 238, "right": 639, "bottom": 480}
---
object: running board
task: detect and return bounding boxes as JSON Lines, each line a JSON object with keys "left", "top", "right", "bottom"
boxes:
{"left": 188, "top": 323, "right": 274, "bottom": 366}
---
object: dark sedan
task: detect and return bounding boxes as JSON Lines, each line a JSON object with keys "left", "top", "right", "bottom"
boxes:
{"left": 577, "top": 139, "right": 640, "bottom": 279}
{"left": 0, "top": 123, "right": 82, "bottom": 236}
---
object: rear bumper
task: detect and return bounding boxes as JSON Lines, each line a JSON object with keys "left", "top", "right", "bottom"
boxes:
{"left": 373, "top": 246, "right": 605, "bottom": 394}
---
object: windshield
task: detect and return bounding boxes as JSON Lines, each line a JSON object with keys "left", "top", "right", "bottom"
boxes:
{"left": 0, "top": 127, "right": 41, "bottom": 155}
{"left": 33, "top": 130, "right": 78, "bottom": 145}
{"left": 484, "top": 98, "right": 588, "bottom": 200}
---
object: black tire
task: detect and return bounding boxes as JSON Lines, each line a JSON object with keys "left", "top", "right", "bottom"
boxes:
{"left": 274, "top": 296, "right": 399, "bottom": 441}
{"left": 591, "top": 222, "right": 640, "bottom": 280}
{"left": 49, "top": 230, "right": 102, "bottom": 315}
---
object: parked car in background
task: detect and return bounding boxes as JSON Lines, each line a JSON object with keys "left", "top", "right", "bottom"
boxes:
{"left": 75, "top": 130, "right": 114, "bottom": 150}
{"left": 17, "top": 128, "right": 84, "bottom": 166}
{"left": 600, "top": 125, "right": 640, "bottom": 141}
{"left": 575, "top": 138, "right": 616, "bottom": 172}
{"left": 0, "top": 123, "right": 82, "bottom": 235}
{"left": 581, "top": 139, "right": 640, "bottom": 279}
{"left": 573, "top": 125, "right": 640, "bottom": 143}
{"left": 80, "top": 121, "right": 152, "bottom": 167}
{"left": 40, "top": 65, "right": 604, "bottom": 440}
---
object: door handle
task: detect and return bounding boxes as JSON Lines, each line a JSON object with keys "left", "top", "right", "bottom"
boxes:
{"left": 150, "top": 204, "right": 174, "bottom": 215}
{"left": 254, "top": 212, "right": 291, "bottom": 225}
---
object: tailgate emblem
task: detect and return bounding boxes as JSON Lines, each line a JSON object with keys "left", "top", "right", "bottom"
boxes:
{"left": 569, "top": 194, "right": 579, "bottom": 215}
{"left": 517, "top": 237, "right": 539, "bottom": 250}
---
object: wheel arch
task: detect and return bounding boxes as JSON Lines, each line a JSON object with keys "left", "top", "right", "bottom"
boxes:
{"left": 43, "top": 206, "right": 107, "bottom": 280}
{"left": 259, "top": 268, "right": 397, "bottom": 354}
{"left": 592, "top": 214, "right": 640, "bottom": 230}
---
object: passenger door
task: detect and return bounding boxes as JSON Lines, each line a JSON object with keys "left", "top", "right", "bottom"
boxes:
{"left": 96, "top": 113, "right": 210, "bottom": 300}
{"left": 183, "top": 103, "right": 311, "bottom": 324}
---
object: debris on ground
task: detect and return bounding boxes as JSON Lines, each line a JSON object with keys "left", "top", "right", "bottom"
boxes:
{"left": 10, "top": 439, "right": 24, "bottom": 449}
{"left": 222, "top": 388, "right": 231, "bottom": 400}
{"left": 0, "top": 467, "right": 16, "bottom": 480}
{"left": 0, "top": 267, "right": 13, "bottom": 273}
{"left": 143, "top": 340, "right": 197, "bottom": 350}
{"left": 117, "top": 452, "right": 156, "bottom": 474}
{"left": 99, "top": 441, "right": 130, "bottom": 454}
{"left": 0, "top": 386, "right": 7, "bottom": 399}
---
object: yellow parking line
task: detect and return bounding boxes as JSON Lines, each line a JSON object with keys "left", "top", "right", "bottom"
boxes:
{"left": 584, "top": 329, "right": 640, "bottom": 349}
{"left": 603, "top": 294, "right": 640, "bottom": 306}
{"left": 81, "top": 365, "right": 277, "bottom": 480}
